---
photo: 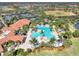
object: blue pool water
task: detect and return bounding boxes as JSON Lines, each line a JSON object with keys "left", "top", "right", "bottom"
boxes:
{"left": 32, "top": 31, "right": 42, "bottom": 38}
{"left": 31, "top": 25, "right": 55, "bottom": 39}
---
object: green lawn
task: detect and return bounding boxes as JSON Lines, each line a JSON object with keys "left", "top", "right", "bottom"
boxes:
{"left": 27, "top": 38, "right": 79, "bottom": 56}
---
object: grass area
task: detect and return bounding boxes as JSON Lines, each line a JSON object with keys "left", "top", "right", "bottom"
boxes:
{"left": 44, "top": 11, "right": 76, "bottom": 16}
{"left": 27, "top": 38, "right": 79, "bottom": 56}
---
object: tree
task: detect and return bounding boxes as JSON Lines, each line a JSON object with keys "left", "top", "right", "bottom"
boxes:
{"left": 11, "top": 16, "right": 18, "bottom": 24}
{"left": 2, "top": 42, "right": 8, "bottom": 50}
{"left": 73, "top": 30, "right": 79, "bottom": 37}
{"left": 0, "top": 16, "right": 7, "bottom": 27}
{"left": 20, "top": 25, "right": 29, "bottom": 35}
{"left": 15, "top": 25, "right": 29, "bottom": 35}
{"left": 30, "top": 38, "right": 39, "bottom": 47}
{"left": 40, "top": 42, "right": 46, "bottom": 47}
{"left": 63, "top": 39, "right": 72, "bottom": 48}
{"left": 27, "top": 48, "right": 32, "bottom": 53}
{"left": 22, "top": 52, "right": 28, "bottom": 56}
{"left": 49, "top": 38, "right": 56, "bottom": 44}
{"left": 4, "top": 20, "right": 11, "bottom": 27}
{"left": 7, "top": 40, "right": 15, "bottom": 47}
{"left": 4, "top": 48, "right": 29, "bottom": 56}
{"left": 30, "top": 38, "right": 38, "bottom": 45}
{"left": 3, "top": 49, "right": 15, "bottom": 56}
{"left": 2, "top": 40, "right": 15, "bottom": 50}
{"left": 22, "top": 25, "right": 29, "bottom": 32}
{"left": 62, "top": 31, "right": 72, "bottom": 39}
{"left": 14, "top": 48, "right": 24, "bottom": 56}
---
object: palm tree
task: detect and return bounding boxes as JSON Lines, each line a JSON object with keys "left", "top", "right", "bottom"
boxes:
{"left": 7, "top": 40, "right": 15, "bottom": 47}
{"left": 2, "top": 40, "right": 15, "bottom": 50}
{"left": 29, "top": 38, "right": 39, "bottom": 46}
{"left": 11, "top": 16, "right": 18, "bottom": 24}
{"left": 18, "top": 25, "right": 29, "bottom": 35}
{"left": 49, "top": 38, "right": 56, "bottom": 44}
{"left": 22, "top": 25, "right": 29, "bottom": 32}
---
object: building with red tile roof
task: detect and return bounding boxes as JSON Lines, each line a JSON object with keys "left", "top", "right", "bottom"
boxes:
{"left": 0, "top": 19, "right": 30, "bottom": 53}
{"left": 2, "top": 19, "right": 30, "bottom": 32}
{"left": 0, "top": 35, "right": 24, "bottom": 44}
{"left": 9, "top": 19, "right": 30, "bottom": 31}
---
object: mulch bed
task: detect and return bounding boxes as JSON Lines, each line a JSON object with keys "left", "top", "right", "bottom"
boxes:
{"left": 32, "top": 46, "right": 65, "bottom": 52}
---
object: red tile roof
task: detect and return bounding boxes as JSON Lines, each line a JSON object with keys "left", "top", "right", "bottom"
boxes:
{"left": 8, "top": 35, "right": 24, "bottom": 42}
{"left": 0, "top": 35, "right": 24, "bottom": 53}
{"left": 2, "top": 19, "right": 30, "bottom": 32}
{"left": 0, "top": 19, "right": 30, "bottom": 53}
{"left": 9, "top": 19, "right": 30, "bottom": 31}
{"left": 0, "top": 35, "right": 24, "bottom": 44}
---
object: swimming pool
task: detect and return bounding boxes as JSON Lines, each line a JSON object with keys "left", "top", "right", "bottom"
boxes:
{"left": 31, "top": 25, "right": 55, "bottom": 39}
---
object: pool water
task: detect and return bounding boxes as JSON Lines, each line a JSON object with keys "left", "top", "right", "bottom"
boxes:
{"left": 31, "top": 25, "right": 55, "bottom": 39}
{"left": 32, "top": 31, "right": 42, "bottom": 38}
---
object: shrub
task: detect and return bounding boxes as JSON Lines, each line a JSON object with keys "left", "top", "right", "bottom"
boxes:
{"left": 62, "top": 31, "right": 72, "bottom": 39}
{"left": 73, "top": 30, "right": 79, "bottom": 38}
{"left": 14, "top": 48, "right": 24, "bottom": 56}
{"left": 49, "top": 38, "right": 56, "bottom": 44}
{"left": 40, "top": 42, "right": 46, "bottom": 47}
{"left": 63, "top": 39, "right": 72, "bottom": 48}
{"left": 27, "top": 48, "right": 32, "bottom": 53}
{"left": 4, "top": 49, "right": 15, "bottom": 56}
{"left": 2, "top": 40, "right": 15, "bottom": 50}
{"left": 29, "top": 38, "right": 38, "bottom": 45}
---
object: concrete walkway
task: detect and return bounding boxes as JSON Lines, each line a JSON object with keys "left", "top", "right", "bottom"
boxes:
{"left": 52, "top": 25, "right": 60, "bottom": 40}
{"left": 15, "top": 28, "right": 34, "bottom": 51}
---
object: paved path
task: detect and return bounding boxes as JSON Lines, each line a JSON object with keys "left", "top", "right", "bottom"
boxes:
{"left": 15, "top": 28, "right": 34, "bottom": 51}
{"left": 52, "top": 25, "right": 60, "bottom": 40}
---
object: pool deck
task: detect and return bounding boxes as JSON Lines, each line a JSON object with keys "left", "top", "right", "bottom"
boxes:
{"left": 15, "top": 25, "right": 60, "bottom": 51}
